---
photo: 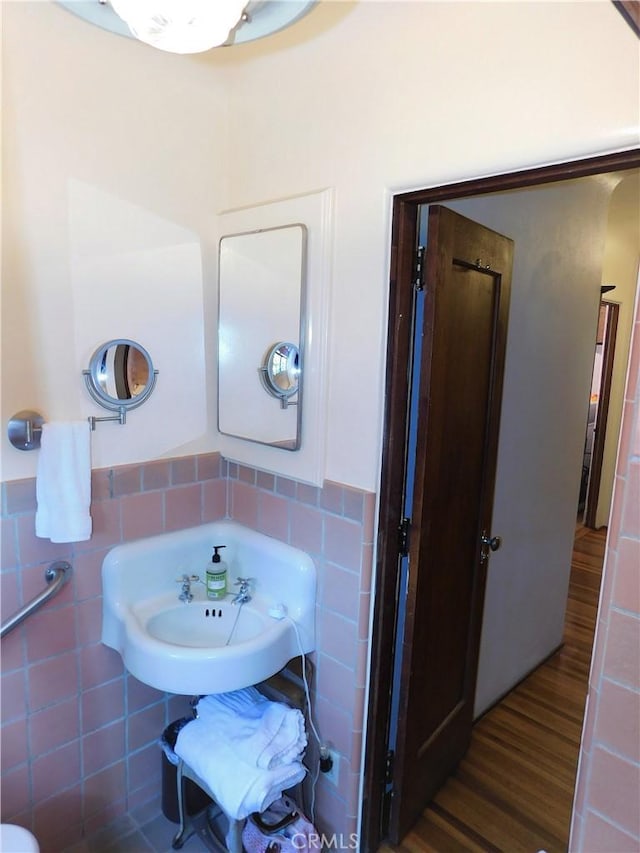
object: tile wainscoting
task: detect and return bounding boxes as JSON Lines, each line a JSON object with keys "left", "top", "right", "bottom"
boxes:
{"left": 0, "top": 453, "right": 375, "bottom": 850}
{"left": 569, "top": 303, "right": 640, "bottom": 851}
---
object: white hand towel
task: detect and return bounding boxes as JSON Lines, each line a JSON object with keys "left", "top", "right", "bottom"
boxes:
{"left": 196, "top": 689, "right": 307, "bottom": 769}
{"left": 35, "top": 421, "right": 92, "bottom": 543}
{"left": 175, "top": 718, "right": 306, "bottom": 820}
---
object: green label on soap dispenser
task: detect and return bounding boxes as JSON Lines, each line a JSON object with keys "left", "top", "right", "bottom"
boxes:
{"left": 206, "top": 568, "right": 227, "bottom": 599}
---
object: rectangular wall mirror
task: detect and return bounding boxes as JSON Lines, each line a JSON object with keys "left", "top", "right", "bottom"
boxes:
{"left": 217, "top": 224, "right": 307, "bottom": 450}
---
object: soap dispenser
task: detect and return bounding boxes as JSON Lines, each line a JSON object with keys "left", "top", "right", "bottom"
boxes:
{"left": 206, "top": 546, "right": 227, "bottom": 600}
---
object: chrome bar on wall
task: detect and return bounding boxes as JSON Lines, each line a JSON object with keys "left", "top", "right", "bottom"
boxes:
{"left": 7, "top": 410, "right": 45, "bottom": 451}
{"left": 0, "top": 561, "right": 72, "bottom": 638}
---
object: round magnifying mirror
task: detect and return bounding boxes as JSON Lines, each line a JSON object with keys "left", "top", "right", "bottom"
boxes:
{"left": 261, "top": 342, "right": 300, "bottom": 400}
{"left": 84, "top": 339, "right": 157, "bottom": 412}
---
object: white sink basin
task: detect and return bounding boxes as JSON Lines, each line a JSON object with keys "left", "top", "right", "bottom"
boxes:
{"left": 142, "top": 598, "right": 266, "bottom": 647}
{"left": 101, "top": 521, "right": 316, "bottom": 695}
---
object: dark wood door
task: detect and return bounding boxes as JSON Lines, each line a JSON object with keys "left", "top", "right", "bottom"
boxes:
{"left": 389, "top": 205, "right": 513, "bottom": 841}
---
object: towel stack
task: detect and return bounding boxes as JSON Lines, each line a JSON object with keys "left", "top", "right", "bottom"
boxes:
{"left": 175, "top": 687, "right": 307, "bottom": 820}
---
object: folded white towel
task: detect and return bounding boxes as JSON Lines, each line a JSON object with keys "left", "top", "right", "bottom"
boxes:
{"left": 196, "top": 688, "right": 307, "bottom": 769}
{"left": 35, "top": 421, "right": 92, "bottom": 543}
{"left": 175, "top": 717, "right": 306, "bottom": 820}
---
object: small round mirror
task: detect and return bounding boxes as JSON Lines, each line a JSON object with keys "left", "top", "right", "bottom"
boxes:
{"left": 84, "top": 339, "right": 158, "bottom": 412}
{"left": 260, "top": 342, "right": 300, "bottom": 402}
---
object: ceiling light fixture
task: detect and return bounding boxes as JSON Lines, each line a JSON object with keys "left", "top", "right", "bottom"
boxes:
{"left": 109, "top": 0, "right": 248, "bottom": 53}
{"left": 56, "top": 0, "right": 317, "bottom": 54}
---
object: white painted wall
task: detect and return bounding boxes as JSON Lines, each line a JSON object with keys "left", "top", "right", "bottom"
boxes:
{"left": 68, "top": 181, "right": 206, "bottom": 469}
{"left": 2, "top": 1, "right": 638, "bottom": 488}
{"left": 442, "top": 181, "right": 613, "bottom": 715}
{"left": 221, "top": 0, "right": 640, "bottom": 492}
{"left": 1, "top": 1, "right": 232, "bottom": 480}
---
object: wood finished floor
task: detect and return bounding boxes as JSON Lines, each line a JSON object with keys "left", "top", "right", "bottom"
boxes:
{"left": 379, "top": 526, "right": 606, "bottom": 853}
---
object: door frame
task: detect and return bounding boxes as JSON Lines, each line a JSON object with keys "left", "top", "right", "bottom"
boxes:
{"left": 362, "top": 148, "right": 640, "bottom": 853}
{"left": 584, "top": 300, "right": 620, "bottom": 528}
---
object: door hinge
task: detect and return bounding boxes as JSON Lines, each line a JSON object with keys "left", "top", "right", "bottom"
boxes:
{"left": 384, "top": 749, "right": 395, "bottom": 785}
{"left": 398, "top": 517, "right": 411, "bottom": 557}
{"left": 381, "top": 787, "right": 392, "bottom": 838}
{"left": 413, "top": 245, "right": 425, "bottom": 291}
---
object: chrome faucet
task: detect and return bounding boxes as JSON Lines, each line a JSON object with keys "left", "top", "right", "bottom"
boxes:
{"left": 176, "top": 574, "right": 199, "bottom": 603}
{"left": 231, "top": 577, "right": 254, "bottom": 605}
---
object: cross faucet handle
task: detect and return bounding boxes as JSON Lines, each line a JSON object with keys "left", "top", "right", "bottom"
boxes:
{"left": 235, "top": 577, "right": 255, "bottom": 586}
{"left": 175, "top": 574, "right": 200, "bottom": 583}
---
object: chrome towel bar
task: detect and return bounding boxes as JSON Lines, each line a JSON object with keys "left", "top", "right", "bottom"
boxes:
{"left": 0, "top": 561, "right": 72, "bottom": 638}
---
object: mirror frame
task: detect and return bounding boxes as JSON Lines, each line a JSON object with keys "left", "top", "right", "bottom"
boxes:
{"left": 83, "top": 338, "right": 158, "bottom": 414}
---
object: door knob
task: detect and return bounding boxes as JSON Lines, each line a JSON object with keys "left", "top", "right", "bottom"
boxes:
{"left": 481, "top": 534, "right": 501, "bottom": 552}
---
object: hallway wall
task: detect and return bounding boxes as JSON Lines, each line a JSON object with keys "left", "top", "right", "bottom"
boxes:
{"left": 445, "top": 179, "right": 613, "bottom": 716}
{"left": 596, "top": 172, "right": 640, "bottom": 527}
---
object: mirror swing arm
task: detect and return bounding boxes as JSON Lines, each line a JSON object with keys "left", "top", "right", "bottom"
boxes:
{"left": 82, "top": 338, "right": 158, "bottom": 431}
{"left": 82, "top": 375, "right": 128, "bottom": 430}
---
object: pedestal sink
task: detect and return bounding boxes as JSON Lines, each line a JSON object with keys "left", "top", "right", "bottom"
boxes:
{"left": 101, "top": 521, "right": 316, "bottom": 695}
